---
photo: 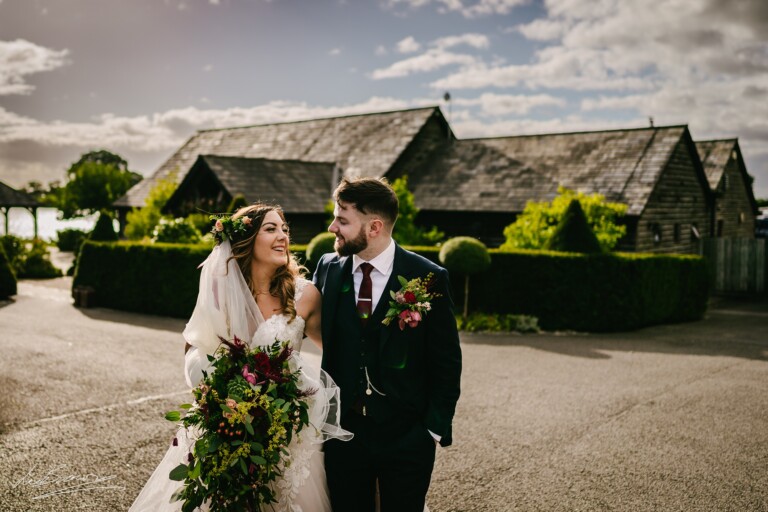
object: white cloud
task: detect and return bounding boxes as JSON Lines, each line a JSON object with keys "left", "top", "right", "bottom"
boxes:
{"left": 202, "top": 64, "right": 213, "bottom": 72}
{"left": 375, "top": 45, "right": 388, "bottom": 56}
{"left": 0, "top": 97, "right": 428, "bottom": 152}
{"left": 371, "top": 49, "right": 478, "bottom": 79}
{"left": 209, "top": 0, "right": 220, "bottom": 4}
{"left": 0, "top": 39, "right": 70, "bottom": 95}
{"left": 329, "top": 48, "right": 341, "bottom": 56}
{"left": 516, "top": 18, "right": 566, "bottom": 41}
{"left": 384, "top": 0, "right": 528, "bottom": 18}
{"left": 371, "top": 33, "right": 489, "bottom": 80}
{"left": 433, "top": 33, "right": 489, "bottom": 50}
{"left": 453, "top": 92, "right": 567, "bottom": 116}
{"left": 396, "top": 36, "right": 421, "bottom": 54}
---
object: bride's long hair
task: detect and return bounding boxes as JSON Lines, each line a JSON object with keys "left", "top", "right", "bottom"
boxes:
{"left": 228, "top": 204, "right": 305, "bottom": 323}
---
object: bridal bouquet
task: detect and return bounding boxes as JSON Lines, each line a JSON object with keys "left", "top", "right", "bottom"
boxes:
{"left": 165, "top": 336, "right": 314, "bottom": 512}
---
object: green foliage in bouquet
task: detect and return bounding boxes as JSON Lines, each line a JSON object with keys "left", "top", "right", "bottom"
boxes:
{"left": 166, "top": 337, "right": 314, "bottom": 511}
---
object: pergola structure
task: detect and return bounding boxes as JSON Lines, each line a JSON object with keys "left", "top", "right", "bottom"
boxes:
{"left": 0, "top": 181, "right": 40, "bottom": 238}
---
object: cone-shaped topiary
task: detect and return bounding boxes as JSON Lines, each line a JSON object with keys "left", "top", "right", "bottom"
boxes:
{"left": 0, "top": 243, "right": 17, "bottom": 299}
{"left": 306, "top": 232, "right": 337, "bottom": 269}
{"left": 439, "top": 236, "right": 491, "bottom": 320}
{"left": 90, "top": 211, "right": 119, "bottom": 242}
{"left": 227, "top": 194, "right": 249, "bottom": 214}
{"left": 544, "top": 199, "right": 603, "bottom": 254}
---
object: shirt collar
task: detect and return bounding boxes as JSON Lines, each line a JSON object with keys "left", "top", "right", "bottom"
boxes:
{"left": 352, "top": 238, "right": 395, "bottom": 276}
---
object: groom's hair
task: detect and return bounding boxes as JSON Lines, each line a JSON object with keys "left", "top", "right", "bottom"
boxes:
{"left": 334, "top": 177, "right": 399, "bottom": 227}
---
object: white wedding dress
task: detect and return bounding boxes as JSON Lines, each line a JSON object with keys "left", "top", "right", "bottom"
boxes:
{"left": 130, "top": 242, "right": 348, "bottom": 512}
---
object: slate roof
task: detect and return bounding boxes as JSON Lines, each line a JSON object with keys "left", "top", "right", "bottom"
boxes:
{"left": 0, "top": 181, "right": 38, "bottom": 208}
{"left": 116, "top": 107, "right": 441, "bottom": 208}
{"left": 695, "top": 139, "right": 737, "bottom": 189}
{"left": 181, "top": 156, "right": 336, "bottom": 213}
{"left": 409, "top": 125, "right": 693, "bottom": 216}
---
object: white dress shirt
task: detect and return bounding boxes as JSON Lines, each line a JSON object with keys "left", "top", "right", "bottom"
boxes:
{"left": 352, "top": 238, "right": 396, "bottom": 312}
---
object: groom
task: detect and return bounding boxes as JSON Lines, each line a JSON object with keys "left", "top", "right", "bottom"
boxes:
{"left": 313, "top": 177, "right": 462, "bottom": 512}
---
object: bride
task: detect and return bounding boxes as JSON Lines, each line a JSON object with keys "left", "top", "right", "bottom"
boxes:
{"left": 129, "top": 204, "right": 350, "bottom": 512}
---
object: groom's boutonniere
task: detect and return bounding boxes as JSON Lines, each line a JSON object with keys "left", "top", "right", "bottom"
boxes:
{"left": 382, "top": 274, "right": 441, "bottom": 330}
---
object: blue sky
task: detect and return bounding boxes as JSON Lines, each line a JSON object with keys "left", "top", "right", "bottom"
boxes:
{"left": 1, "top": 0, "right": 767, "bottom": 198}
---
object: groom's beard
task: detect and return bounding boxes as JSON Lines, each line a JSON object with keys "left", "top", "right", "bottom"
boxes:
{"left": 335, "top": 226, "right": 368, "bottom": 257}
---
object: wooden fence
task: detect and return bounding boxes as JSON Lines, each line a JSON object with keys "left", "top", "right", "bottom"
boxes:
{"left": 700, "top": 238, "right": 766, "bottom": 294}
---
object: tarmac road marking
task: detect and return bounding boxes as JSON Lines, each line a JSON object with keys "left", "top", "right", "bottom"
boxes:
{"left": 19, "top": 390, "right": 189, "bottom": 429}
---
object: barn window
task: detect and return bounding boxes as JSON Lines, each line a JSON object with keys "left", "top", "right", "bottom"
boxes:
{"left": 717, "top": 220, "right": 724, "bottom": 237}
{"left": 673, "top": 223, "right": 681, "bottom": 242}
{"left": 691, "top": 223, "right": 700, "bottom": 242}
{"left": 723, "top": 174, "right": 730, "bottom": 191}
{"left": 739, "top": 212, "right": 745, "bottom": 224}
{"left": 649, "top": 223, "right": 662, "bottom": 244}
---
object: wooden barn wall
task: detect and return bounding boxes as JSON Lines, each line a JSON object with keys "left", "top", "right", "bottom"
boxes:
{"left": 714, "top": 157, "right": 756, "bottom": 238}
{"left": 636, "top": 141, "right": 710, "bottom": 254}
{"left": 388, "top": 115, "right": 450, "bottom": 181}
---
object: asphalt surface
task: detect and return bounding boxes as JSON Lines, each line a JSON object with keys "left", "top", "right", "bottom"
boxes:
{"left": 1, "top": 278, "right": 767, "bottom": 511}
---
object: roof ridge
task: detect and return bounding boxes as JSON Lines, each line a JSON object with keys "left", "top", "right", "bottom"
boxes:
{"left": 462, "top": 123, "right": 688, "bottom": 141}
{"left": 199, "top": 154, "right": 337, "bottom": 166}
{"left": 197, "top": 105, "right": 440, "bottom": 134}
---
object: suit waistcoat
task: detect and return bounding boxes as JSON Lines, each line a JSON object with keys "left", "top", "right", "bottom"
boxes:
{"left": 331, "top": 279, "right": 395, "bottom": 421}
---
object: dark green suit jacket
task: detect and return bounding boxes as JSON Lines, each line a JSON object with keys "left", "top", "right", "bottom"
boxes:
{"left": 313, "top": 243, "right": 462, "bottom": 447}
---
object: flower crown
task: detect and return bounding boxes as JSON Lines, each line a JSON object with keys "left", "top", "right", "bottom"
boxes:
{"left": 209, "top": 213, "right": 255, "bottom": 244}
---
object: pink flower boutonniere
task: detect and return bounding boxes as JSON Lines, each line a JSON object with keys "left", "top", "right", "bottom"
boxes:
{"left": 382, "top": 274, "right": 441, "bottom": 330}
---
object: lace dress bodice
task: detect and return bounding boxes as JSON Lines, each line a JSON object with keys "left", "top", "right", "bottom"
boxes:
{"left": 250, "top": 278, "right": 308, "bottom": 350}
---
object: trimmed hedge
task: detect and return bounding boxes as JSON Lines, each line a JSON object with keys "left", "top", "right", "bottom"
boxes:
{"left": 73, "top": 241, "right": 209, "bottom": 317}
{"left": 72, "top": 241, "right": 708, "bottom": 331}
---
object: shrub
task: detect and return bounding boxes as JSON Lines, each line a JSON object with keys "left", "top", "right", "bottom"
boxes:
{"left": 305, "top": 233, "right": 336, "bottom": 269}
{"left": 125, "top": 175, "right": 177, "bottom": 240}
{"left": 227, "top": 194, "right": 249, "bottom": 214}
{"left": 18, "top": 240, "right": 63, "bottom": 279}
{"left": 0, "top": 243, "right": 17, "bottom": 298}
{"left": 1, "top": 235, "right": 24, "bottom": 275}
{"left": 456, "top": 313, "right": 540, "bottom": 333}
{"left": 152, "top": 217, "right": 202, "bottom": 244}
{"left": 502, "top": 186, "right": 627, "bottom": 251}
{"left": 439, "top": 237, "right": 491, "bottom": 319}
{"left": 544, "top": 199, "right": 603, "bottom": 253}
{"left": 185, "top": 213, "right": 213, "bottom": 235}
{"left": 56, "top": 228, "right": 88, "bottom": 252}
{"left": 90, "top": 211, "right": 118, "bottom": 241}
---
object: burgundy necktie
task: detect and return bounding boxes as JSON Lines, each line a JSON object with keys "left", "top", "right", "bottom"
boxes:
{"left": 357, "top": 262, "right": 374, "bottom": 325}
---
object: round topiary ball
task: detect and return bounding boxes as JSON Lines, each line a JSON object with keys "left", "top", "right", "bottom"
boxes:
{"left": 439, "top": 236, "right": 491, "bottom": 275}
{"left": 306, "top": 232, "right": 337, "bottom": 268}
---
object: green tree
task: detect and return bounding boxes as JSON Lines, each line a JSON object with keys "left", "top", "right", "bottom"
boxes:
{"left": 391, "top": 175, "right": 444, "bottom": 246}
{"left": 124, "top": 175, "right": 178, "bottom": 240}
{"left": 502, "top": 186, "right": 627, "bottom": 252}
{"left": 57, "top": 150, "right": 142, "bottom": 218}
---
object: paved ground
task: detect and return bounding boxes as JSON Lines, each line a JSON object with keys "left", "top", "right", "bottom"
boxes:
{"left": 1, "top": 278, "right": 766, "bottom": 511}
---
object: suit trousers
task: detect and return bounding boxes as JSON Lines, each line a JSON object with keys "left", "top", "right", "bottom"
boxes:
{"left": 324, "top": 411, "right": 437, "bottom": 512}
